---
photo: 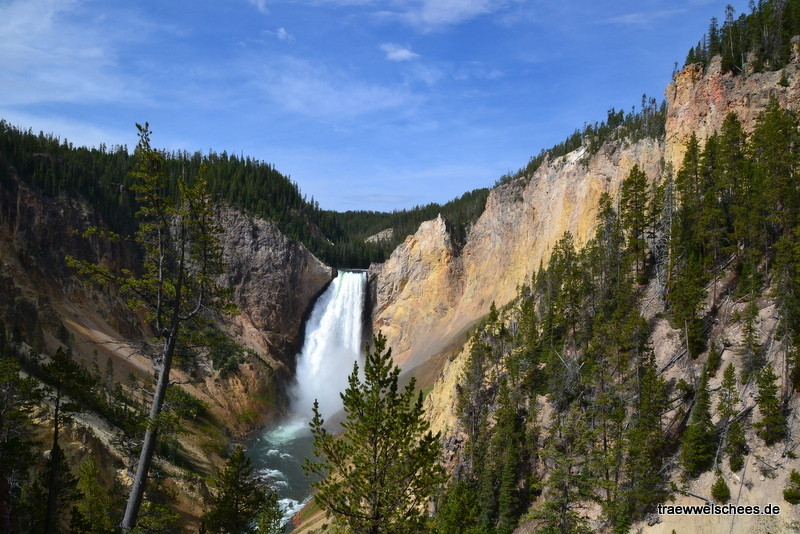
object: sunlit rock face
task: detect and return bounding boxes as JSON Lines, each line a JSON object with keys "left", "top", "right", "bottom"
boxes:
{"left": 372, "top": 48, "right": 800, "bottom": 373}
{"left": 216, "top": 208, "right": 335, "bottom": 360}
{"left": 665, "top": 52, "right": 800, "bottom": 172}
{"left": 370, "top": 138, "right": 664, "bottom": 369}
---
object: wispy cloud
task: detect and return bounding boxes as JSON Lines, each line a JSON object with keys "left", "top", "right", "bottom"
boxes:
{"left": 603, "top": 9, "right": 685, "bottom": 26}
{"left": 250, "top": 56, "right": 416, "bottom": 121}
{"left": 454, "top": 61, "right": 504, "bottom": 81}
{"left": 390, "top": 0, "right": 514, "bottom": 30}
{"left": 270, "top": 0, "right": 520, "bottom": 30}
{"left": 248, "top": 0, "right": 270, "bottom": 14}
{"left": 380, "top": 43, "right": 419, "bottom": 61}
{"left": 305, "top": 0, "right": 378, "bottom": 6}
{"left": 263, "top": 27, "right": 295, "bottom": 41}
{"left": 0, "top": 0, "right": 140, "bottom": 106}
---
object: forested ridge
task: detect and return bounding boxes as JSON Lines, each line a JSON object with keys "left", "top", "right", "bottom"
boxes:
{"left": 684, "top": 0, "right": 800, "bottom": 73}
{"left": 0, "top": 89, "right": 669, "bottom": 270}
{"left": 0, "top": 121, "right": 488, "bottom": 269}
{"left": 436, "top": 98, "right": 800, "bottom": 533}
{"left": 500, "top": 95, "right": 666, "bottom": 187}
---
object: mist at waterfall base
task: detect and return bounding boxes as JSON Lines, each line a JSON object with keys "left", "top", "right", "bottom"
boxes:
{"left": 246, "top": 271, "right": 367, "bottom": 529}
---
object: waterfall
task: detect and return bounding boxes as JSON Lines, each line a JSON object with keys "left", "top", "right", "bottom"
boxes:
{"left": 248, "top": 270, "right": 368, "bottom": 527}
{"left": 291, "top": 269, "right": 367, "bottom": 419}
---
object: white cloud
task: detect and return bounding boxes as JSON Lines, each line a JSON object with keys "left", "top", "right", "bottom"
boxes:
{"left": 386, "top": 0, "right": 514, "bottom": 30}
{"left": 380, "top": 43, "right": 419, "bottom": 61}
{"left": 248, "top": 0, "right": 270, "bottom": 14}
{"left": 251, "top": 56, "right": 416, "bottom": 121}
{"left": 603, "top": 9, "right": 685, "bottom": 26}
{"left": 263, "top": 27, "right": 296, "bottom": 41}
{"left": 276, "top": 27, "right": 295, "bottom": 41}
{"left": 405, "top": 63, "right": 444, "bottom": 85}
{"left": 290, "top": 0, "right": 521, "bottom": 30}
{"left": 306, "top": 0, "right": 376, "bottom": 6}
{"left": 0, "top": 0, "right": 142, "bottom": 106}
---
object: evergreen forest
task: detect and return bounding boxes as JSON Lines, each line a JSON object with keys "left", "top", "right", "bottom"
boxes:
{"left": 685, "top": 0, "right": 800, "bottom": 73}
{"left": 0, "top": 121, "right": 488, "bottom": 269}
{"left": 2, "top": 1, "right": 800, "bottom": 532}
{"left": 437, "top": 98, "right": 800, "bottom": 533}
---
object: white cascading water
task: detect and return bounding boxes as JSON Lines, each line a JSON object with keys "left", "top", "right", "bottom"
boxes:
{"left": 247, "top": 270, "right": 367, "bottom": 528}
{"left": 291, "top": 269, "right": 367, "bottom": 419}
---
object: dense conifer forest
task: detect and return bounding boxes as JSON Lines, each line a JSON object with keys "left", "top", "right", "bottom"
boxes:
{"left": 438, "top": 98, "right": 800, "bottom": 533}
{"left": 0, "top": 121, "right": 488, "bottom": 268}
{"left": 685, "top": 0, "right": 800, "bottom": 72}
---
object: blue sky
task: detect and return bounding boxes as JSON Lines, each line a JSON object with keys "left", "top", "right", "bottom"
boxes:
{"left": 1, "top": 0, "right": 750, "bottom": 211}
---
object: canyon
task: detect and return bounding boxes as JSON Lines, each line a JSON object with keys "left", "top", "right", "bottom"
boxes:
{"left": 3, "top": 41, "right": 800, "bottom": 533}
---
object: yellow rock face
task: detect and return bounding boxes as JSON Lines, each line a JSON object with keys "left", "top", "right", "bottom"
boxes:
{"left": 371, "top": 138, "right": 664, "bottom": 369}
{"left": 373, "top": 53, "right": 800, "bottom": 374}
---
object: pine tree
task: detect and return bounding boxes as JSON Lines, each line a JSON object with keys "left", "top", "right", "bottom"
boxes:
{"left": 727, "top": 420, "right": 747, "bottom": 472}
{"left": 717, "top": 363, "right": 739, "bottom": 424}
{"left": 528, "top": 408, "right": 594, "bottom": 534}
{"left": 711, "top": 475, "right": 731, "bottom": 503}
{"left": 0, "top": 353, "right": 38, "bottom": 533}
{"left": 623, "top": 353, "right": 667, "bottom": 522}
{"left": 71, "top": 456, "right": 114, "bottom": 534}
{"left": 784, "top": 469, "right": 800, "bottom": 504}
{"left": 304, "top": 333, "right": 446, "bottom": 534}
{"left": 708, "top": 17, "right": 721, "bottom": 57}
{"left": 740, "top": 299, "right": 764, "bottom": 382}
{"left": 67, "top": 124, "right": 231, "bottom": 532}
{"left": 669, "top": 257, "right": 707, "bottom": 358}
{"left": 697, "top": 134, "right": 727, "bottom": 304}
{"left": 458, "top": 338, "right": 490, "bottom": 469}
{"left": 492, "top": 379, "right": 525, "bottom": 534}
{"left": 707, "top": 344, "right": 722, "bottom": 377}
{"left": 255, "top": 493, "right": 283, "bottom": 534}
{"left": 749, "top": 96, "right": 799, "bottom": 239}
{"left": 681, "top": 368, "right": 716, "bottom": 478}
{"left": 671, "top": 135, "right": 708, "bottom": 357}
{"left": 203, "top": 445, "right": 276, "bottom": 534}
{"left": 755, "top": 364, "right": 786, "bottom": 445}
{"left": 620, "top": 165, "right": 650, "bottom": 281}
{"left": 40, "top": 347, "right": 95, "bottom": 534}
{"left": 435, "top": 481, "right": 482, "bottom": 534}
{"left": 29, "top": 445, "right": 81, "bottom": 534}
{"left": 718, "top": 113, "right": 747, "bottom": 238}
{"left": 676, "top": 134, "right": 702, "bottom": 214}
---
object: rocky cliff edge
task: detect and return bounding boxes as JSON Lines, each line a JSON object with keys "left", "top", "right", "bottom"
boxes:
{"left": 371, "top": 139, "right": 663, "bottom": 369}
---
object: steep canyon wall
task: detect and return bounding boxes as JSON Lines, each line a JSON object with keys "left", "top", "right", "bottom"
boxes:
{"left": 0, "top": 176, "right": 333, "bottom": 430}
{"left": 372, "top": 52, "right": 800, "bottom": 372}
{"left": 371, "top": 139, "right": 663, "bottom": 368}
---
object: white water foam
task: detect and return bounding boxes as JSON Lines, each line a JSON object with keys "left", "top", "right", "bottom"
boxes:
{"left": 279, "top": 496, "right": 312, "bottom": 521}
{"left": 264, "top": 419, "right": 309, "bottom": 445}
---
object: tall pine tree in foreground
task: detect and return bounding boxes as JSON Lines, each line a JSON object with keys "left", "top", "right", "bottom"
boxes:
{"left": 304, "top": 333, "right": 445, "bottom": 534}
{"left": 68, "top": 123, "right": 231, "bottom": 532}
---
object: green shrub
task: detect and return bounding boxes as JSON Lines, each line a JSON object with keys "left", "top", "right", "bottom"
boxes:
{"left": 711, "top": 475, "right": 731, "bottom": 503}
{"left": 784, "top": 469, "right": 800, "bottom": 504}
